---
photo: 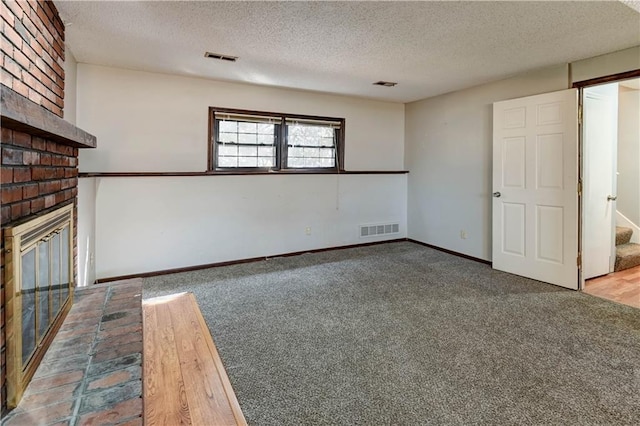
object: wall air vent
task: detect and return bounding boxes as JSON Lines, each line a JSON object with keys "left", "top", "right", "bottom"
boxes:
{"left": 360, "top": 223, "right": 400, "bottom": 238}
{"left": 373, "top": 81, "right": 397, "bottom": 87}
{"left": 204, "top": 52, "right": 238, "bottom": 62}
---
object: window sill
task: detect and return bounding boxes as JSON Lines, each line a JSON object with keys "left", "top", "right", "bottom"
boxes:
{"left": 78, "top": 170, "right": 409, "bottom": 177}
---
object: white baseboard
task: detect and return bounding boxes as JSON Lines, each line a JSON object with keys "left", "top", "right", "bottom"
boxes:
{"left": 616, "top": 211, "right": 640, "bottom": 244}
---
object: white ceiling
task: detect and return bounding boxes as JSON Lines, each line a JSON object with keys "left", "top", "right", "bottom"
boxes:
{"left": 56, "top": 1, "right": 640, "bottom": 103}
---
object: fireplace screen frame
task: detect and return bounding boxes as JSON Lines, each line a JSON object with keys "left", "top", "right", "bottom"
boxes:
{"left": 4, "top": 203, "right": 74, "bottom": 408}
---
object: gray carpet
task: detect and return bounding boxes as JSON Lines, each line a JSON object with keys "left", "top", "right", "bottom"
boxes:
{"left": 142, "top": 241, "right": 640, "bottom": 425}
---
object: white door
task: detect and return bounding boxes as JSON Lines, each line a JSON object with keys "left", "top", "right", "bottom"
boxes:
{"left": 583, "top": 83, "right": 618, "bottom": 279}
{"left": 492, "top": 89, "right": 579, "bottom": 289}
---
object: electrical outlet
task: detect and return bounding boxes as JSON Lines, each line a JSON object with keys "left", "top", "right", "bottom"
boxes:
{"left": 305, "top": 227, "right": 312, "bottom": 235}
{"left": 460, "top": 230, "right": 467, "bottom": 239}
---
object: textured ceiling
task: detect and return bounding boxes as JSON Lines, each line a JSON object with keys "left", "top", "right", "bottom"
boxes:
{"left": 56, "top": 1, "right": 640, "bottom": 103}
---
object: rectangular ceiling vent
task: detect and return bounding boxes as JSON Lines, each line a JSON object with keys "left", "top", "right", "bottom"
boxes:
{"left": 360, "top": 223, "right": 400, "bottom": 238}
{"left": 204, "top": 52, "right": 238, "bottom": 62}
{"left": 373, "top": 81, "right": 397, "bottom": 87}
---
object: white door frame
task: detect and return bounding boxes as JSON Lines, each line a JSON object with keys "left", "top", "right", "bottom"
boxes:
{"left": 575, "top": 69, "right": 640, "bottom": 290}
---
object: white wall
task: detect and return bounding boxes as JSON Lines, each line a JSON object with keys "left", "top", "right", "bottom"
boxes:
{"left": 617, "top": 85, "right": 640, "bottom": 226}
{"left": 94, "top": 174, "right": 406, "bottom": 278}
{"left": 404, "top": 46, "right": 640, "bottom": 262}
{"left": 63, "top": 46, "right": 77, "bottom": 125}
{"left": 63, "top": 46, "right": 92, "bottom": 286}
{"left": 77, "top": 177, "right": 96, "bottom": 286}
{"left": 77, "top": 64, "right": 404, "bottom": 172}
{"left": 404, "top": 65, "right": 569, "bottom": 260}
{"left": 572, "top": 46, "right": 640, "bottom": 84}
{"left": 76, "top": 65, "right": 406, "bottom": 279}
{"left": 77, "top": 47, "right": 638, "bottom": 277}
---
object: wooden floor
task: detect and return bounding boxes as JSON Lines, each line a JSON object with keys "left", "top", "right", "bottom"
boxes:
{"left": 143, "top": 292, "right": 247, "bottom": 426}
{"left": 584, "top": 265, "right": 640, "bottom": 308}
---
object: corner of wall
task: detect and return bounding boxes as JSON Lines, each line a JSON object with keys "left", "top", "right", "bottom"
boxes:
{"left": 77, "top": 177, "right": 97, "bottom": 286}
{"left": 63, "top": 46, "right": 78, "bottom": 125}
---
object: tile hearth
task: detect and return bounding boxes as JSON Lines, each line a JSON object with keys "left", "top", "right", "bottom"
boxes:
{"left": 2, "top": 280, "right": 143, "bottom": 425}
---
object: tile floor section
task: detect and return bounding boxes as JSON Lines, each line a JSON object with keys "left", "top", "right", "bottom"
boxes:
{"left": 2, "top": 280, "right": 143, "bottom": 425}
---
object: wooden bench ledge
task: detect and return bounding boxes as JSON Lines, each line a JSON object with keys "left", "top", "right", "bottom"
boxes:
{"left": 142, "top": 292, "right": 247, "bottom": 425}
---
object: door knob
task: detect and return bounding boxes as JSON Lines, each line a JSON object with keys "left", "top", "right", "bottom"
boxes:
{"left": 607, "top": 195, "right": 617, "bottom": 201}
{"left": 493, "top": 192, "right": 501, "bottom": 198}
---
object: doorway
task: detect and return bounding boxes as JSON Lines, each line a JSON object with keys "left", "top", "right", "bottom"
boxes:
{"left": 582, "top": 77, "right": 640, "bottom": 305}
{"left": 491, "top": 72, "right": 640, "bottom": 292}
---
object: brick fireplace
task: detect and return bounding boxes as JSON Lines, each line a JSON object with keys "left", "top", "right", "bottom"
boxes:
{"left": 1, "top": 0, "right": 96, "bottom": 414}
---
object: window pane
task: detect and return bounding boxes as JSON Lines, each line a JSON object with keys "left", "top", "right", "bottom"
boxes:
{"left": 288, "top": 126, "right": 302, "bottom": 137}
{"left": 288, "top": 125, "right": 335, "bottom": 146}
{"left": 288, "top": 147, "right": 303, "bottom": 158}
{"left": 218, "top": 157, "right": 238, "bottom": 167}
{"left": 304, "top": 137, "right": 320, "bottom": 147}
{"left": 238, "top": 157, "right": 258, "bottom": 167}
{"left": 303, "top": 147, "right": 320, "bottom": 158}
{"left": 288, "top": 157, "right": 305, "bottom": 168}
{"left": 305, "top": 158, "right": 322, "bottom": 168}
{"left": 258, "top": 146, "right": 274, "bottom": 157}
{"left": 238, "top": 122, "right": 257, "bottom": 133}
{"left": 258, "top": 134, "right": 275, "bottom": 145}
{"left": 238, "top": 133, "right": 257, "bottom": 144}
{"left": 287, "top": 124, "right": 336, "bottom": 168}
{"left": 319, "top": 148, "right": 334, "bottom": 158}
{"left": 216, "top": 117, "right": 278, "bottom": 169}
{"left": 257, "top": 123, "right": 275, "bottom": 134}
{"left": 257, "top": 157, "right": 275, "bottom": 167}
{"left": 219, "top": 145, "right": 238, "bottom": 156}
{"left": 319, "top": 137, "right": 335, "bottom": 147}
{"left": 219, "top": 121, "right": 237, "bottom": 133}
{"left": 214, "top": 112, "right": 340, "bottom": 171}
{"left": 219, "top": 132, "right": 238, "bottom": 144}
{"left": 238, "top": 146, "right": 257, "bottom": 157}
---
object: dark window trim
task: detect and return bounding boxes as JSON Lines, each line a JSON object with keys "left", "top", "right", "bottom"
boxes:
{"left": 572, "top": 69, "right": 640, "bottom": 88}
{"left": 208, "top": 107, "right": 345, "bottom": 173}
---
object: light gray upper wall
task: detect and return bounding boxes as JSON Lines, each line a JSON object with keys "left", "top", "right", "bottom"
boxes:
{"left": 405, "top": 46, "right": 640, "bottom": 261}
{"left": 77, "top": 64, "right": 405, "bottom": 172}
{"left": 404, "top": 65, "right": 568, "bottom": 260}
{"left": 572, "top": 46, "right": 640, "bottom": 83}
{"left": 617, "top": 85, "right": 640, "bottom": 226}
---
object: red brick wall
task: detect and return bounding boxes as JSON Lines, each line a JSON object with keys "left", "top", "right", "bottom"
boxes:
{"left": 1, "top": 130, "right": 78, "bottom": 221}
{"left": 0, "top": 131, "right": 79, "bottom": 414}
{"left": 1, "top": 0, "right": 71, "bottom": 414}
{"left": 1, "top": 0, "right": 65, "bottom": 117}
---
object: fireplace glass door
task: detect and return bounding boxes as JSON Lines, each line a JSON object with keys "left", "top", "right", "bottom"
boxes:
{"left": 4, "top": 204, "right": 74, "bottom": 408}
{"left": 21, "top": 247, "right": 36, "bottom": 366}
{"left": 20, "top": 225, "right": 71, "bottom": 366}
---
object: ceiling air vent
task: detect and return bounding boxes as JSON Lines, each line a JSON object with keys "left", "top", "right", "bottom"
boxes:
{"left": 373, "top": 81, "right": 397, "bottom": 87}
{"left": 204, "top": 52, "right": 238, "bottom": 62}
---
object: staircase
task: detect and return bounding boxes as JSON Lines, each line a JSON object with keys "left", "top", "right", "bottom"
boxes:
{"left": 615, "top": 227, "right": 640, "bottom": 272}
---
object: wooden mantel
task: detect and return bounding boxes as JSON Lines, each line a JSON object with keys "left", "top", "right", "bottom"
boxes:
{"left": 0, "top": 85, "right": 96, "bottom": 149}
